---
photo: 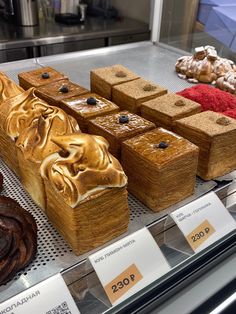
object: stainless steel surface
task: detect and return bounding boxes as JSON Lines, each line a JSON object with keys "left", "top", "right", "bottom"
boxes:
{"left": 0, "top": 42, "right": 235, "bottom": 307}
{"left": 13, "top": 0, "right": 39, "bottom": 26}
{"left": 0, "top": 17, "right": 149, "bottom": 50}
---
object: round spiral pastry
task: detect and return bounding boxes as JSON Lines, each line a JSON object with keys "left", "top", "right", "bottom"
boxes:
{"left": 0, "top": 196, "right": 37, "bottom": 285}
{"left": 216, "top": 71, "right": 236, "bottom": 95}
{"left": 175, "top": 46, "right": 236, "bottom": 83}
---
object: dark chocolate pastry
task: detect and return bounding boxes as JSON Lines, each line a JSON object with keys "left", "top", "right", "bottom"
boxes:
{"left": 0, "top": 196, "right": 37, "bottom": 285}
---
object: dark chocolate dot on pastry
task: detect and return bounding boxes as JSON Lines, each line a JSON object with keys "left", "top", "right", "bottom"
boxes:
{"left": 119, "top": 115, "right": 129, "bottom": 124}
{"left": 175, "top": 100, "right": 185, "bottom": 106}
{"left": 86, "top": 97, "right": 97, "bottom": 105}
{"left": 153, "top": 142, "right": 169, "bottom": 149}
{"left": 143, "top": 84, "right": 157, "bottom": 92}
{"left": 115, "top": 71, "right": 127, "bottom": 78}
{"left": 59, "top": 85, "right": 69, "bottom": 93}
{"left": 216, "top": 117, "right": 231, "bottom": 126}
{"left": 41, "top": 72, "right": 50, "bottom": 79}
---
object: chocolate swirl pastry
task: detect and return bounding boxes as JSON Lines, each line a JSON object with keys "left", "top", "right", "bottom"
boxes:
{"left": 0, "top": 196, "right": 37, "bottom": 285}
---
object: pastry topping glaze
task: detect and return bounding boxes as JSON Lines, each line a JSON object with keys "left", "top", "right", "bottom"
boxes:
{"left": 119, "top": 115, "right": 129, "bottom": 124}
{"left": 40, "top": 133, "right": 127, "bottom": 207}
{"left": 86, "top": 97, "right": 97, "bottom": 105}
{"left": 0, "top": 72, "right": 23, "bottom": 103}
{"left": 216, "top": 117, "right": 231, "bottom": 126}
{"left": 153, "top": 141, "right": 169, "bottom": 149}
{"left": 174, "top": 99, "right": 185, "bottom": 107}
{"left": 115, "top": 71, "right": 127, "bottom": 78}
{"left": 41, "top": 72, "right": 50, "bottom": 79}
{"left": 59, "top": 85, "right": 69, "bottom": 93}
{"left": 143, "top": 84, "right": 157, "bottom": 92}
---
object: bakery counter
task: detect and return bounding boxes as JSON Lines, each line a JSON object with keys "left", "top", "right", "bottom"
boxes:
{"left": 0, "top": 42, "right": 235, "bottom": 312}
{"left": 0, "top": 17, "right": 150, "bottom": 62}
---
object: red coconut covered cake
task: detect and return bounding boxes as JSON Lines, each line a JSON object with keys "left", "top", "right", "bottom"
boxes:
{"left": 176, "top": 84, "right": 236, "bottom": 119}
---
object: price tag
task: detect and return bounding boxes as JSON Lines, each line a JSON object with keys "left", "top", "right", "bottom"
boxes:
{"left": 0, "top": 274, "right": 80, "bottom": 314}
{"left": 171, "top": 192, "right": 236, "bottom": 253}
{"left": 89, "top": 227, "right": 170, "bottom": 306}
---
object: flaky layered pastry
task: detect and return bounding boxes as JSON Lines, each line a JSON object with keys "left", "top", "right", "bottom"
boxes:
{"left": 40, "top": 133, "right": 127, "bottom": 207}
{"left": 216, "top": 70, "right": 236, "bottom": 95}
{"left": 175, "top": 46, "right": 236, "bottom": 83}
{"left": 0, "top": 72, "right": 23, "bottom": 104}
{"left": 2, "top": 87, "right": 51, "bottom": 140}
{"left": 16, "top": 107, "right": 80, "bottom": 162}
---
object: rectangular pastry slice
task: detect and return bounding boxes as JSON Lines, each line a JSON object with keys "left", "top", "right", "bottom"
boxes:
{"left": 35, "top": 79, "right": 88, "bottom": 106}
{"left": 141, "top": 93, "right": 201, "bottom": 130}
{"left": 90, "top": 64, "right": 140, "bottom": 100}
{"left": 18, "top": 67, "right": 67, "bottom": 90}
{"left": 173, "top": 111, "right": 236, "bottom": 180}
{"left": 112, "top": 78, "right": 167, "bottom": 114}
{"left": 121, "top": 128, "right": 199, "bottom": 211}
{"left": 88, "top": 111, "right": 155, "bottom": 160}
{"left": 40, "top": 133, "right": 129, "bottom": 255}
{"left": 60, "top": 93, "right": 119, "bottom": 133}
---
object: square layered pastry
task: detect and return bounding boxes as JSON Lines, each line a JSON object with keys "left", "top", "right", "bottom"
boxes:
{"left": 18, "top": 67, "right": 67, "bottom": 90}
{"left": 60, "top": 93, "right": 119, "bottom": 132}
{"left": 141, "top": 93, "right": 201, "bottom": 130}
{"left": 35, "top": 79, "right": 88, "bottom": 106}
{"left": 88, "top": 111, "right": 155, "bottom": 160}
{"left": 112, "top": 78, "right": 167, "bottom": 114}
{"left": 90, "top": 64, "right": 140, "bottom": 100}
{"left": 173, "top": 111, "right": 236, "bottom": 180}
{"left": 121, "top": 128, "right": 199, "bottom": 211}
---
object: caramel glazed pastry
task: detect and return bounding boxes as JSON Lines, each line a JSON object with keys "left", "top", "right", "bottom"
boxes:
{"left": 0, "top": 72, "right": 24, "bottom": 103}
{"left": 0, "top": 196, "right": 37, "bottom": 285}
{"left": 175, "top": 45, "right": 236, "bottom": 83}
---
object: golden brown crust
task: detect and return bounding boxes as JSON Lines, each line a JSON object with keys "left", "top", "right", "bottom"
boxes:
{"left": 18, "top": 67, "right": 67, "bottom": 90}
{"left": 40, "top": 133, "right": 127, "bottom": 207}
{"left": 0, "top": 72, "right": 24, "bottom": 103}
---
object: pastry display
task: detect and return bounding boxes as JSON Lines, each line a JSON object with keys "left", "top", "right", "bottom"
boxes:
{"left": 121, "top": 128, "right": 199, "bottom": 212}
{"left": 0, "top": 72, "right": 24, "bottom": 104}
{"left": 177, "top": 84, "right": 236, "bottom": 113}
{"left": 16, "top": 107, "right": 80, "bottom": 210}
{"left": 59, "top": 93, "right": 119, "bottom": 133}
{"left": 40, "top": 133, "right": 129, "bottom": 255}
{"left": 173, "top": 111, "right": 236, "bottom": 180}
{"left": 140, "top": 93, "right": 201, "bottom": 130}
{"left": 0, "top": 88, "right": 52, "bottom": 175}
{"left": 175, "top": 46, "right": 236, "bottom": 83}
{"left": 90, "top": 64, "right": 140, "bottom": 100}
{"left": 35, "top": 79, "right": 88, "bottom": 106}
{"left": 112, "top": 78, "right": 167, "bottom": 114}
{"left": 88, "top": 111, "right": 155, "bottom": 160}
{"left": 216, "top": 70, "right": 236, "bottom": 95}
{"left": 0, "top": 196, "right": 37, "bottom": 285}
{"left": 18, "top": 66, "right": 67, "bottom": 90}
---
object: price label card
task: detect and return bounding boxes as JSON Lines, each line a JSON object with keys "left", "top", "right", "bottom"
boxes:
{"left": 0, "top": 274, "right": 80, "bottom": 314}
{"left": 171, "top": 192, "right": 236, "bottom": 253}
{"left": 89, "top": 228, "right": 170, "bottom": 306}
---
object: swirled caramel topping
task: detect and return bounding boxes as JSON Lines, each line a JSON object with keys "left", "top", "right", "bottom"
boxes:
{"left": 0, "top": 72, "right": 23, "bottom": 103}
{"left": 4, "top": 88, "right": 52, "bottom": 140}
{"left": 40, "top": 133, "right": 127, "bottom": 207}
{"left": 16, "top": 108, "right": 80, "bottom": 162}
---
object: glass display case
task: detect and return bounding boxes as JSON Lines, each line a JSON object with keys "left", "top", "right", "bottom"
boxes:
{"left": 0, "top": 41, "right": 235, "bottom": 313}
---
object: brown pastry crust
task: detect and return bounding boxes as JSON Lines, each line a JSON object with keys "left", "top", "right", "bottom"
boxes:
{"left": 112, "top": 78, "right": 167, "bottom": 114}
{"left": 60, "top": 93, "right": 119, "bottom": 132}
{"left": 90, "top": 64, "right": 140, "bottom": 99}
{"left": 18, "top": 67, "right": 67, "bottom": 90}
{"left": 121, "top": 128, "right": 199, "bottom": 211}
{"left": 88, "top": 111, "right": 156, "bottom": 159}
{"left": 35, "top": 79, "right": 88, "bottom": 106}
{"left": 141, "top": 93, "right": 201, "bottom": 130}
{"left": 216, "top": 70, "right": 236, "bottom": 95}
{"left": 0, "top": 72, "right": 23, "bottom": 104}
{"left": 173, "top": 111, "right": 236, "bottom": 179}
{"left": 0, "top": 196, "right": 37, "bottom": 285}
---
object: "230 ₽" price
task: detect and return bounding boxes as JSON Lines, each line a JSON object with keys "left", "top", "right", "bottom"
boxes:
{"left": 187, "top": 220, "right": 215, "bottom": 250}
